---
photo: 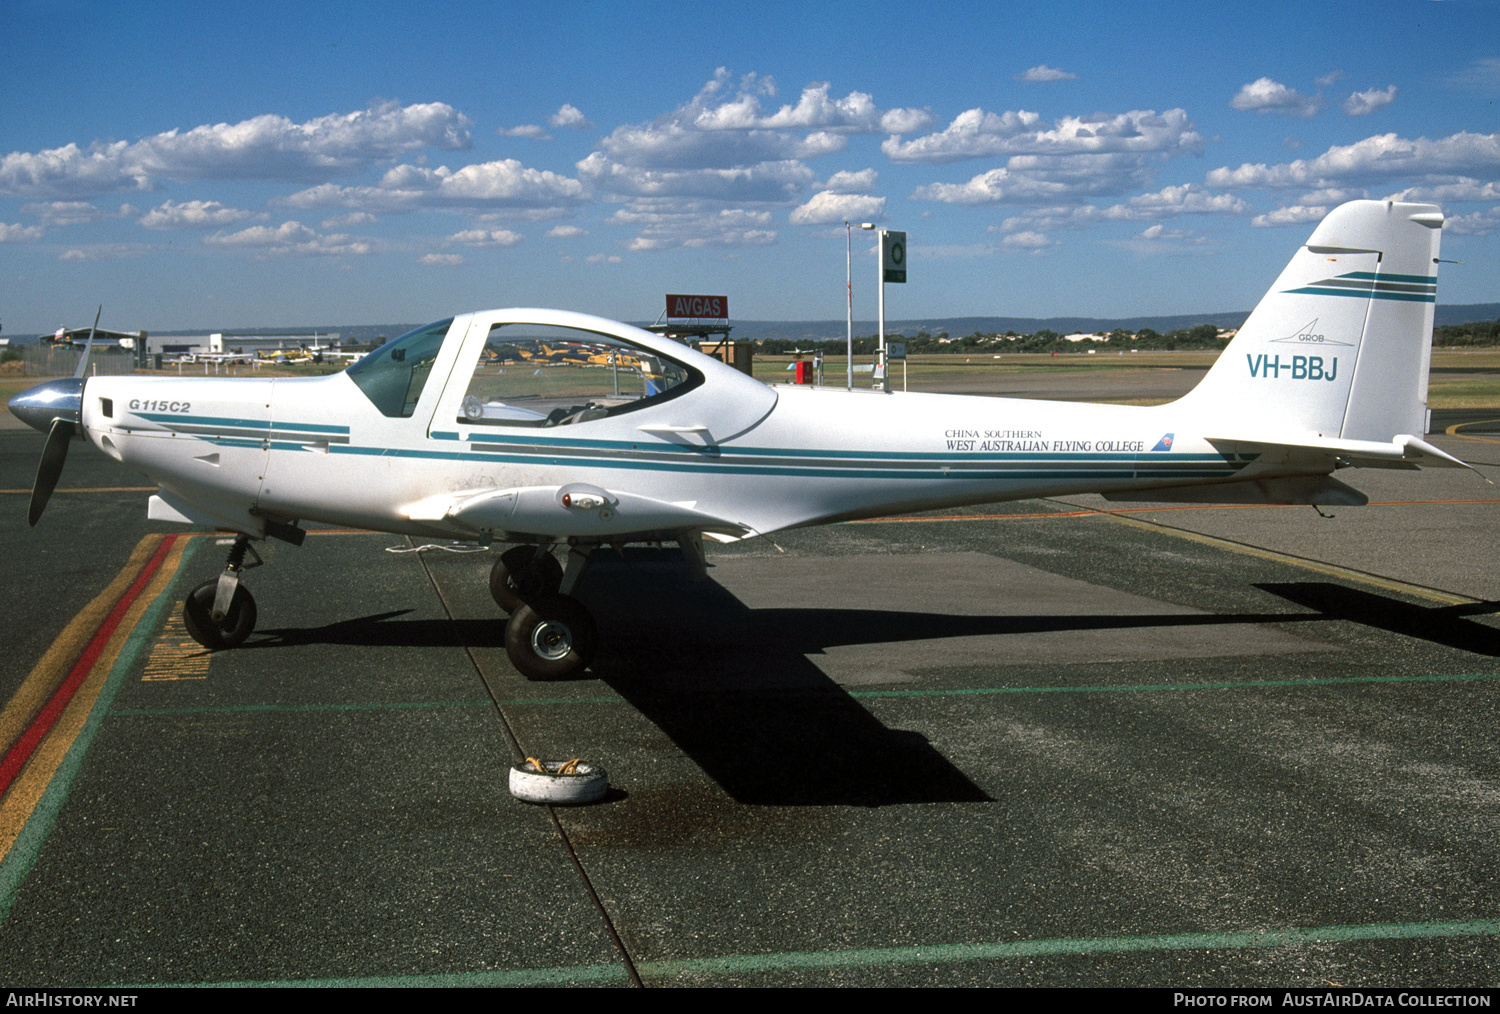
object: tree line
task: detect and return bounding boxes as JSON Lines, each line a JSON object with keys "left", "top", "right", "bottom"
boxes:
{"left": 757, "top": 318, "right": 1500, "bottom": 356}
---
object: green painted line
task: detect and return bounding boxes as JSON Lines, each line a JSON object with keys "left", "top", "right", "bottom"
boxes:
{"left": 0, "top": 538, "right": 200, "bottom": 927}
{"left": 634, "top": 917, "right": 1500, "bottom": 980}
{"left": 110, "top": 699, "right": 494, "bottom": 717}
{"left": 489, "top": 672, "right": 1500, "bottom": 709}
{"left": 115, "top": 916, "right": 1500, "bottom": 986}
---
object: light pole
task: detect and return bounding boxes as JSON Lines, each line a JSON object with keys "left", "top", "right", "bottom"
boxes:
{"left": 846, "top": 221, "right": 874, "bottom": 390}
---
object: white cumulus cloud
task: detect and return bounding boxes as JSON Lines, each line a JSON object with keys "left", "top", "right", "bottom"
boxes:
{"left": 0, "top": 222, "right": 44, "bottom": 241}
{"left": 789, "top": 191, "right": 886, "bottom": 225}
{"left": 139, "top": 199, "right": 265, "bottom": 229}
{"left": 614, "top": 204, "right": 776, "bottom": 251}
{"left": 997, "top": 184, "right": 1247, "bottom": 234}
{"left": 1001, "top": 231, "right": 1055, "bottom": 252}
{"left": 1230, "top": 78, "right": 1320, "bottom": 118}
{"left": 21, "top": 200, "right": 139, "bottom": 227}
{"left": 1207, "top": 131, "right": 1500, "bottom": 190}
{"left": 0, "top": 101, "right": 472, "bottom": 199}
{"left": 419, "top": 253, "right": 465, "bottom": 265}
{"left": 1016, "top": 65, "right": 1077, "bottom": 82}
{"left": 1342, "top": 85, "right": 1397, "bottom": 116}
{"left": 282, "top": 158, "right": 585, "bottom": 212}
{"left": 499, "top": 124, "right": 551, "bottom": 139}
{"left": 883, "top": 107, "right": 1200, "bottom": 164}
{"left": 1443, "top": 207, "right": 1500, "bottom": 235}
{"left": 549, "top": 105, "right": 594, "bottom": 129}
{"left": 911, "top": 152, "right": 1161, "bottom": 206}
{"left": 823, "top": 168, "right": 878, "bottom": 193}
{"left": 204, "top": 220, "right": 371, "bottom": 257}
{"left": 447, "top": 228, "right": 522, "bottom": 247}
{"left": 1251, "top": 205, "right": 1328, "bottom": 227}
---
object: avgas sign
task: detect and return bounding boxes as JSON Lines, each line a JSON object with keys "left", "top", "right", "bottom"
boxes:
{"left": 666, "top": 294, "right": 729, "bottom": 320}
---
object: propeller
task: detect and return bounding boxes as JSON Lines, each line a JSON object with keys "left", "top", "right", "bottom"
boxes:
{"left": 29, "top": 418, "right": 74, "bottom": 525}
{"left": 8, "top": 306, "right": 100, "bottom": 526}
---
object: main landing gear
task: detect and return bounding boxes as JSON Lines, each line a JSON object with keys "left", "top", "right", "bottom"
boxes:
{"left": 491, "top": 544, "right": 597, "bottom": 680}
{"left": 490, "top": 536, "right": 709, "bottom": 681}
{"left": 183, "top": 533, "right": 261, "bottom": 650}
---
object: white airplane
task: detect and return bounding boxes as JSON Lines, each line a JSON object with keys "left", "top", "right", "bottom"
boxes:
{"left": 9, "top": 200, "right": 1474, "bottom": 679}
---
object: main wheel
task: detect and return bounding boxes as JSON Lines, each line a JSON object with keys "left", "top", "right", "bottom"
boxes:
{"left": 489, "top": 546, "right": 563, "bottom": 613}
{"left": 504, "top": 594, "right": 597, "bottom": 680}
{"left": 182, "top": 579, "right": 257, "bottom": 650}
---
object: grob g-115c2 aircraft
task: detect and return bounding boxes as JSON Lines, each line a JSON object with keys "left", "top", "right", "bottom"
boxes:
{"left": 10, "top": 200, "right": 1473, "bottom": 679}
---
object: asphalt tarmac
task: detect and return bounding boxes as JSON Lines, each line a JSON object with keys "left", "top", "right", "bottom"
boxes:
{"left": 1, "top": 376, "right": 1498, "bottom": 988}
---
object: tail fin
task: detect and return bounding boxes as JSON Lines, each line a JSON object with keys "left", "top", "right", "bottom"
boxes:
{"left": 1179, "top": 200, "right": 1443, "bottom": 442}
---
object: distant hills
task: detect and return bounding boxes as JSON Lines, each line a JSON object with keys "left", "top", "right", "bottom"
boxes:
{"left": 11, "top": 303, "right": 1498, "bottom": 345}
{"left": 714, "top": 303, "right": 1500, "bottom": 343}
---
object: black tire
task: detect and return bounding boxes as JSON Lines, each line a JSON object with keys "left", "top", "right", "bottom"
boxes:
{"left": 504, "top": 594, "right": 597, "bottom": 680}
{"left": 182, "top": 578, "right": 257, "bottom": 650}
{"left": 489, "top": 546, "right": 563, "bottom": 613}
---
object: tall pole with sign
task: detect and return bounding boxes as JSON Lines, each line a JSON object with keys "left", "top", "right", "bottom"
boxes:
{"left": 876, "top": 229, "right": 905, "bottom": 392}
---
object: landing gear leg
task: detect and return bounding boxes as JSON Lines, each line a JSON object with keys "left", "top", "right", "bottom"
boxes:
{"left": 504, "top": 543, "right": 597, "bottom": 679}
{"left": 489, "top": 544, "right": 564, "bottom": 614}
{"left": 183, "top": 534, "right": 261, "bottom": 650}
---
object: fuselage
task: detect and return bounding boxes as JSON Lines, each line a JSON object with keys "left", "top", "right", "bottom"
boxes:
{"left": 72, "top": 309, "right": 1297, "bottom": 544}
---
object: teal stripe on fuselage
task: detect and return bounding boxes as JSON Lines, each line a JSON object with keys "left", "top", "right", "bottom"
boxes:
{"left": 325, "top": 442, "right": 1240, "bottom": 481}
{"left": 137, "top": 413, "right": 349, "bottom": 434}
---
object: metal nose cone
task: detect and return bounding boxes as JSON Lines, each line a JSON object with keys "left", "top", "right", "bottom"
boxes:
{"left": 8, "top": 378, "right": 84, "bottom": 434}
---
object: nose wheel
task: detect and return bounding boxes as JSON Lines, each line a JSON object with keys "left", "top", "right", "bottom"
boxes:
{"left": 183, "top": 579, "right": 257, "bottom": 650}
{"left": 182, "top": 533, "right": 262, "bottom": 650}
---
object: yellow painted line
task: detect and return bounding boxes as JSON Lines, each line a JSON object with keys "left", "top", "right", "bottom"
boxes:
{"left": 1446, "top": 418, "right": 1500, "bottom": 435}
{"left": 0, "top": 536, "right": 162, "bottom": 760}
{"left": 0, "top": 535, "right": 190, "bottom": 864}
{"left": 1081, "top": 509, "right": 1477, "bottom": 606}
{"left": 141, "top": 604, "right": 212, "bottom": 681}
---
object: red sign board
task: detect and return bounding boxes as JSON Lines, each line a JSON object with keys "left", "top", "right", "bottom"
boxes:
{"left": 665, "top": 293, "right": 728, "bottom": 319}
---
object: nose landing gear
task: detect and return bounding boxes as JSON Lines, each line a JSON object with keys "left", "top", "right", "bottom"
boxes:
{"left": 182, "top": 534, "right": 261, "bottom": 650}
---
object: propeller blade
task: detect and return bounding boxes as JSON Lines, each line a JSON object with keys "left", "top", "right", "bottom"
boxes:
{"left": 29, "top": 418, "right": 74, "bottom": 526}
{"left": 74, "top": 305, "right": 102, "bottom": 380}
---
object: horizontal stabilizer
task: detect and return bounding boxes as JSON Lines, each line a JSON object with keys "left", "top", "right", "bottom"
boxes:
{"left": 1206, "top": 433, "right": 1478, "bottom": 473}
{"left": 1104, "top": 474, "right": 1368, "bottom": 506}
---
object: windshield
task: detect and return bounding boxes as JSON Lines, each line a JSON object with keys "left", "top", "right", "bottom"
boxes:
{"left": 346, "top": 318, "right": 453, "bottom": 417}
{"left": 458, "top": 323, "right": 700, "bottom": 427}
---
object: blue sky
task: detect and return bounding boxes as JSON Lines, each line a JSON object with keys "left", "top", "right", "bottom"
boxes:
{"left": 2, "top": 0, "right": 1498, "bottom": 333}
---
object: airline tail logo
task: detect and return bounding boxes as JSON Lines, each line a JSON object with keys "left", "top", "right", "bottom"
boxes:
{"left": 1152, "top": 433, "right": 1175, "bottom": 452}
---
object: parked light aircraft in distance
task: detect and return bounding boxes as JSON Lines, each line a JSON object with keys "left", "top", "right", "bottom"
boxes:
{"left": 9, "top": 201, "right": 1474, "bottom": 679}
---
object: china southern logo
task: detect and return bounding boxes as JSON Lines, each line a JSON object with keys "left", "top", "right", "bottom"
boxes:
{"left": 1284, "top": 272, "right": 1436, "bottom": 303}
{"left": 1270, "top": 318, "right": 1353, "bottom": 347}
{"left": 1151, "top": 433, "right": 1175, "bottom": 452}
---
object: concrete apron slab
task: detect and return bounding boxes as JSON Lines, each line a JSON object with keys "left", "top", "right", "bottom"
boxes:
{"left": 703, "top": 552, "right": 1328, "bottom": 686}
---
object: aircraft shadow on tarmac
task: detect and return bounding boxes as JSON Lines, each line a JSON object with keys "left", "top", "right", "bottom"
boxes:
{"left": 1256, "top": 582, "right": 1500, "bottom": 657}
{"left": 240, "top": 558, "right": 1500, "bottom": 807}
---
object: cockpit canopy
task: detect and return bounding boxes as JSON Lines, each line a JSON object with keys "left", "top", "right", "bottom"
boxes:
{"left": 348, "top": 318, "right": 701, "bottom": 425}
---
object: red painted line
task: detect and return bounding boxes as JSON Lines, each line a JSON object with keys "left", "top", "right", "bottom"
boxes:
{"left": 0, "top": 534, "right": 179, "bottom": 798}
